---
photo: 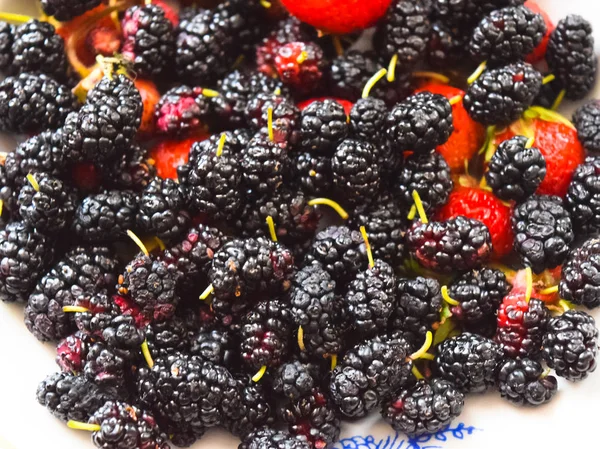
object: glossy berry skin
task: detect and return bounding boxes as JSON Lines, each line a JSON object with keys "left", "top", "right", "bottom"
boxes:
{"left": 298, "top": 99, "right": 349, "bottom": 154}
{"left": 275, "top": 41, "right": 326, "bottom": 95}
{"left": 495, "top": 292, "right": 549, "bottom": 359}
{"left": 332, "top": 139, "right": 381, "bottom": 203}
{"left": 574, "top": 100, "right": 600, "bottom": 153}
{"left": 437, "top": 187, "right": 514, "bottom": 259}
{"left": 560, "top": 238, "right": 600, "bottom": 309}
{"left": 497, "top": 358, "right": 558, "bottom": 406}
{"left": 280, "top": 0, "right": 393, "bottom": 35}
{"left": 381, "top": 379, "right": 464, "bottom": 437}
{"left": 542, "top": 310, "right": 599, "bottom": 381}
{"left": 240, "top": 427, "right": 310, "bottom": 449}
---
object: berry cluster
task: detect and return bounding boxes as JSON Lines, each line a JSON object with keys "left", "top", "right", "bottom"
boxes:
{"left": 0, "top": 1, "right": 598, "bottom": 449}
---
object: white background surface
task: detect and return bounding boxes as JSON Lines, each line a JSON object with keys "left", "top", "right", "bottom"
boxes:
{"left": 1, "top": 1, "right": 600, "bottom": 448}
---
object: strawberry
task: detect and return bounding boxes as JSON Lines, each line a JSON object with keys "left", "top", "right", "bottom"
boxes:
{"left": 149, "top": 135, "right": 206, "bottom": 180}
{"left": 436, "top": 185, "right": 514, "bottom": 259}
{"left": 134, "top": 79, "right": 161, "bottom": 136}
{"left": 494, "top": 117, "right": 584, "bottom": 197}
{"left": 415, "top": 83, "right": 486, "bottom": 173}
{"left": 280, "top": 0, "right": 392, "bottom": 35}
{"left": 298, "top": 97, "right": 354, "bottom": 115}
{"left": 524, "top": 1, "right": 554, "bottom": 63}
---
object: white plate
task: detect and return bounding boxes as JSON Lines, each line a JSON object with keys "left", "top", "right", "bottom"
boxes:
{"left": 1, "top": 1, "right": 599, "bottom": 448}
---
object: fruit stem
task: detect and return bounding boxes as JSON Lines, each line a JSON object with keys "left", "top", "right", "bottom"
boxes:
{"left": 266, "top": 216, "right": 278, "bottom": 242}
{"left": 252, "top": 365, "right": 267, "bottom": 383}
{"left": 540, "top": 285, "right": 559, "bottom": 295}
{"left": 411, "top": 365, "right": 425, "bottom": 380}
{"left": 419, "top": 353, "right": 435, "bottom": 360}
{"left": 407, "top": 205, "right": 416, "bottom": 220}
{"left": 387, "top": 54, "right": 399, "bottom": 82}
{"left": 362, "top": 68, "right": 387, "bottom": 99}
{"left": 449, "top": 95, "right": 463, "bottom": 106}
{"left": 126, "top": 230, "right": 150, "bottom": 257}
{"left": 26, "top": 174, "right": 40, "bottom": 192}
{"left": 467, "top": 61, "right": 487, "bottom": 84}
{"left": 411, "top": 190, "right": 428, "bottom": 224}
{"left": 330, "top": 354, "right": 338, "bottom": 371}
{"left": 359, "top": 226, "right": 375, "bottom": 269}
{"left": 525, "top": 137, "right": 535, "bottom": 149}
{"left": 540, "top": 367, "right": 552, "bottom": 379}
{"left": 62, "top": 306, "right": 90, "bottom": 313}
{"left": 296, "top": 51, "right": 308, "bottom": 64}
{"left": 551, "top": 89, "right": 567, "bottom": 111}
{"left": 412, "top": 71, "right": 450, "bottom": 84}
{"left": 332, "top": 35, "right": 344, "bottom": 57}
{"left": 0, "top": 199, "right": 3, "bottom": 217}
{"left": 141, "top": 339, "right": 154, "bottom": 368}
{"left": 441, "top": 286, "right": 460, "bottom": 306}
{"left": 542, "top": 74, "right": 556, "bottom": 85}
{"left": 260, "top": 0, "right": 272, "bottom": 8}
{"left": 267, "top": 106, "right": 274, "bottom": 142}
{"left": 153, "top": 236, "right": 166, "bottom": 251}
{"left": 274, "top": 87, "right": 282, "bottom": 96}
{"left": 558, "top": 299, "right": 574, "bottom": 312}
{"left": 297, "top": 326, "right": 306, "bottom": 352}
{"left": 307, "top": 198, "right": 349, "bottom": 219}
{"left": 0, "top": 12, "right": 32, "bottom": 24}
{"left": 409, "top": 331, "right": 433, "bottom": 360}
{"left": 201, "top": 88, "right": 219, "bottom": 98}
{"left": 67, "top": 421, "right": 101, "bottom": 432}
{"left": 525, "top": 267, "right": 533, "bottom": 303}
{"left": 199, "top": 284, "right": 214, "bottom": 300}
{"left": 216, "top": 133, "right": 227, "bottom": 157}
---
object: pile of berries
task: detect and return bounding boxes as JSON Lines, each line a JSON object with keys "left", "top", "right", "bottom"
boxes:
{"left": 0, "top": 1, "right": 599, "bottom": 449}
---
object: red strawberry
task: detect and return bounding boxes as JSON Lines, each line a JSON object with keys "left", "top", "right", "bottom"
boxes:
{"left": 494, "top": 118, "right": 584, "bottom": 197}
{"left": 524, "top": 1, "right": 554, "bottom": 63}
{"left": 280, "top": 0, "right": 392, "bottom": 35}
{"left": 415, "top": 83, "right": 486, "bottom": 173}
{"left": 298, "top": 97, "right": 354, "bottom": 115}
{"left": 436, "top": 185, "right": 514, "bottom": 259}
{"left": 149, "top": 135, "right": 206, "bottom": 180}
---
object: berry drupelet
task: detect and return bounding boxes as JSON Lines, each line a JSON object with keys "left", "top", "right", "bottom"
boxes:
{"left": 486, "top": 136, "right": 546, "bottom": 202}
{"left": 62, "top": 74, "right": 143, "bottom": 164}
{"left": 435, "top": 333, "right": 504, "bottom": 393}
{"left": 136, "top": 177, "right": 190, "bottom": 242}
{"left": 495, "top": 291, "right": 550, "bottom": 359}
{"left": 144, "top": 315, "right": 192, "bottom": 360}
{"left": 298, "top": 99, "right": 349, "bottom": 154}
{"left": 385, "top": 92, "right": 454, "bottom": 154}
{"left": 349, "top": 97, "right": 388, "bottom": 141}
{"left": 547, "top": 15, "right": 597, "bottom": 100}
{"left": 447, "top": 268, "right": 511, "bottom": 324}
{"left": 349, "top": 193, "right": 408, "bottom": 266}
{"left": 274, "top": 41, "right": 326, "bottom": 95}
{"left": 331, "top": 138, "right": 381, "bottom": 203}
{"left": 560, "top": 238, "right": 600, "bottom": 309}
{"left": 8, "top": 20, "right": 67, "bottom": 79}
{"left": 574, "top": 100, "right": 600, "bottom": 152}
{"left": 121, "top": 4, "right": 175, "bottom": 77}
{"left": 469, "top": 6, "right": 547, "bottom": 64}
{"left": 226, "top": 375, "right": 274, "bottom": 439}
{"left": 280, "top": 389, "right": 341, "bottom": 449}
{"left": 344, "top": 259, "right": 396, "bottom": 337}
{"left": 72, "top": 190, "right": 138, "bottom": 242}
{"left": 18, "top": 173, "right": 77, "bottom": 235}
{"left": 72, "top": 290, "right": 119, "bottom": 338}
{"left": 272, "top": 360, "right": 323, "bottom": 402}
{"left": 178, "top": 140, "right": 242, "bottom": 221}
{"left": 463, "top": 62, "right": 542, "bottom": 127}
{"left": 83, "top": 340, "right": 130, "bottom": 388}
{"left": 56, "top": 331, "right": 90, "bottom": 373}
{"left": 40, "top": 0, "right": 101, "bottom": 22}
{"left": 390, "top": 277, "right": 442, "bottom": 347}
{"left": 244, "top": 93, "right": 299, "bottom": 139}
{"left": 0, "top": 73, "right": 78, "bottom": 134}
{"left": 497, "top": 358, "right": 558, "bottom": 406}
{"left": 36, "top": 372, "right": 115, "bottom": 423}
{"left": 240, "top": 427, "right": 311, "bottom": 449}
{"left": 542, "top": 310, "right": 599, "bottom": 381}
{"left": 395, "top": 152, "right": 453, "bottom": 212}
{"left": 565, "top": 156, "right": 600, "bottom": 234}
{"left": 0, "top": 22, "right": 12, "bottom": 71}
{"left": 190, "top": 328, "right": 238, "bottom": 369}
{"left": 87, "top": 401, "right": 170, "bottom": 449}
{"left": 0, "top": 221, "right": 55, "bottom": 303}
{"left": 375, "top": 0, "right": 432, "bottom": 68}
{"left": 381, "top": 379, "right": 465, "bottom": 437}
{"left": 426, "top": 22, "right": 470, "bottom": 69}
{"left": 304, "top": 225, "right": 367, "bottom": 283}
{"left": 512, "top": 195, "right": 574, "bottom": 273}
{"left": 433, "top": 0, "right": 526, "bottom": 28}
{"left": 329, "top": 336, "right": 413, "bottom": 419}
{"left": 118, "top": 253, "right": 181, "bottom": 323}
{"left": 407, "top": 216, "right": 493, "bottom": 273}
{"left": 154, "top": 85, "right": 212, "bottom": 136}
{"left": 100, "top": 144, "right": 155, "bottom": 192}
{"left": 290, "top": 152, "right": 332, "bottom": 196}
{"left": 25, "top": 246, "right": 119, "bottom": 342}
